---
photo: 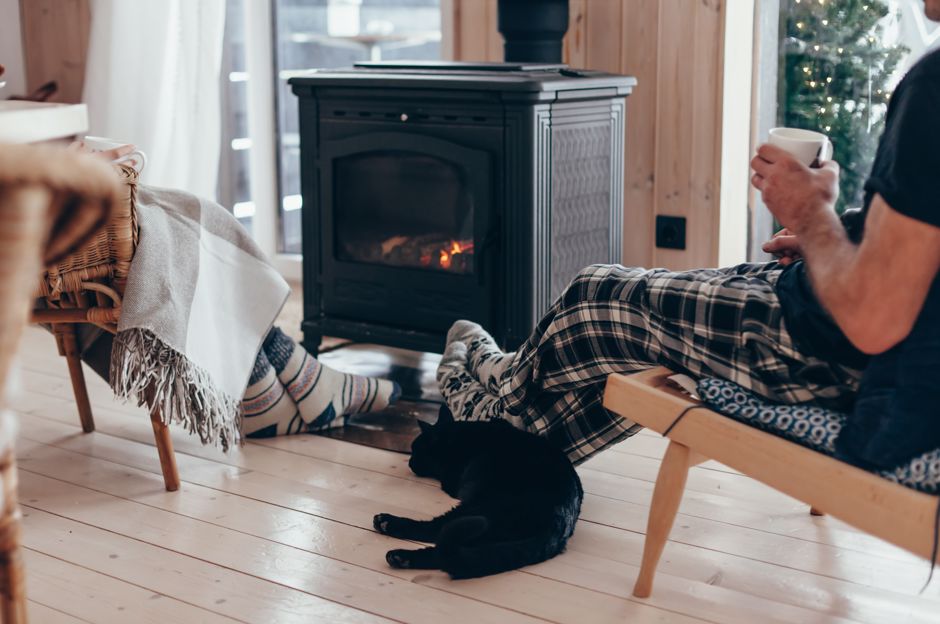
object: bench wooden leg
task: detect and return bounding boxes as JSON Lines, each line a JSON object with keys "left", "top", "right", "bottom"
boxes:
{"left": 57, "top": 324, "right": 95, "bottom": 433}
{"left": 150, "top": 409, "right": 180, "bottom": 492}
{"left": 634, "top": 440, "right": 695, "bottom": 598}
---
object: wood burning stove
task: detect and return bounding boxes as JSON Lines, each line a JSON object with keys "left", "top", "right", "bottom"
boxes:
{"left": 290, "top": 62, "right": 635, "bottom": 355}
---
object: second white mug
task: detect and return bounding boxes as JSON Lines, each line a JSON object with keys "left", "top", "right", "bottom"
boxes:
{"left": 82, "top": 135, "right": 147, "bottom": 173}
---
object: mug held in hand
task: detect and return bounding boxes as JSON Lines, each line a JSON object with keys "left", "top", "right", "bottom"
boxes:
{"left": 768, "top": 127, "right": 833, "bottom": 167}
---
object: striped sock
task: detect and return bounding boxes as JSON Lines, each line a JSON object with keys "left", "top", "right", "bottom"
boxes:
{"left": 263, "top": 327, "right": 401, "bottom": 430}
{"left": 242, "top": 349, "right": 304, "bottom": 438}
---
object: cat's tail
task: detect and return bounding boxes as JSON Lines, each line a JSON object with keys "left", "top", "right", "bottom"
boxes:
{"left": 437, "top": 517, "right": 565, "bottom": 580}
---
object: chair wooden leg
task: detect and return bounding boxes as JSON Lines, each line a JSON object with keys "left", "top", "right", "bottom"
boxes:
{"left": 57, "top": 324, "right": 95, "bottom": 433}
{"left": 0, "top": 453, "right": 27, "bottom": 624}
{"left": 150, "top": 408, "right": 180, "bottom": 492}
{"left": 633, "top": 440, "right": 694, "bottom": 598}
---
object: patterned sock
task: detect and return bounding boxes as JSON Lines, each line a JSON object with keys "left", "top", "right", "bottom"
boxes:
{"left": 436, "top": 340, "right": 504, "bottom": 423}
{"left": 242, "top": 349, "right": 304, "bottom": 438}
{"left": 446, "top": 320, "right": 515, "bottom": 393}
{"left": 263, "top": 327, "right": 401, "bottom": 430}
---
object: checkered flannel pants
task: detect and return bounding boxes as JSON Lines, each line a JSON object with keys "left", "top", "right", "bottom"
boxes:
{"left": 444, "top": 263, "right": 864, "bottom": 465}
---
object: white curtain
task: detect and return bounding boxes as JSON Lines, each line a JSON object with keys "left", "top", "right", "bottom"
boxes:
{"left": 83, "top": 0, "right": 226, "bottom": 200}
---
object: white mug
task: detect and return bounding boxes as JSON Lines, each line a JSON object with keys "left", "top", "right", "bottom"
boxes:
{"left": 767, "top": 127, "right": 833, "bottom": 167}
{"left": 82, "top": 135, "right": 147, "bottom": 173}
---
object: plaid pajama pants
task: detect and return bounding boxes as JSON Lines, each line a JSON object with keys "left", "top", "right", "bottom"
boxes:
{"left": 438, "top": 263, "right": 864, "bottom": 465}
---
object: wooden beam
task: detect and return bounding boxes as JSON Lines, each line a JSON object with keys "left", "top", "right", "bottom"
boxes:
{"left": 19, "top": 0, "right": 90, "bottom": 104}
{"left": 562, "top": 0, "right": 587, "bottom": 69}
{"left": 620, "top": 0, "right": 660, "bottom": 267}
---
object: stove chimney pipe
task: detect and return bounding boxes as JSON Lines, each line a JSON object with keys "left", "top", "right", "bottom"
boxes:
{"left": 497, "top": 0, "right": 570, "bottom": 63}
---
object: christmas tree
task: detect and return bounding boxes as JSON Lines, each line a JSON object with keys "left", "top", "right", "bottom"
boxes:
{"left": 778, "top": 0, "right": 908, "bottom": 213}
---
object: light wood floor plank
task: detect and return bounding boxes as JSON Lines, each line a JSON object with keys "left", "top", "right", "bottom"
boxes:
{"left": 17, "top": 412, "right": 940, "bottom": 624}
{"left": 28, "top": 601, "right": 91, "bottom": 624}
{"left": 21, "top": 503, "right": 392, "bottom": 624}
{"left": 24, "top": 548, "right": 240, "bottom": 624}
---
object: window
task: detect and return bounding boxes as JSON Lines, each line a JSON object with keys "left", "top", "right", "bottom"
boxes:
{"left": 273, "top": 0, "right": 443, "bottom": 254}
{"left": 776, "top": 0, "right": 939, "bottom": 213}
{"left": 218, "top": 0, "right": 443, "bottom": 270}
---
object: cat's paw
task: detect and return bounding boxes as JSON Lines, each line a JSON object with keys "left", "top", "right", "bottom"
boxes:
{"left": 373, "top": 513, "right": 399, "bottom": 535}
{"left": 386, "top": 549, "right": 412, "bottom": 569}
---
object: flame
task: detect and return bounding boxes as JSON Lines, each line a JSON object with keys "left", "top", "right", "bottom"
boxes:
{"left": 439, "top": 240, "right": 473, "bottom": 269}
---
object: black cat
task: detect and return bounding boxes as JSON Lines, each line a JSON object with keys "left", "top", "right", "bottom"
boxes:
{"left": 373, "top": 406, "right": 583, "bottom": 579}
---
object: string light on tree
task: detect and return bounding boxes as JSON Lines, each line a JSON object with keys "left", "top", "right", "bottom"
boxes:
{"left": 779, "top": 0, "right": 907, "bottom": 213}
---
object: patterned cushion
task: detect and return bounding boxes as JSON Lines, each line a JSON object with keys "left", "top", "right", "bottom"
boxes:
{"left": 697, "top": 378, "right": 940, "bottom": 495}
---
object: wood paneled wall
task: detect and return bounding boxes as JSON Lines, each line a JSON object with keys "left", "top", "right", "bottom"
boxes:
{"left": 449, "top": 0, "right": 728, "bottom": 269}
{"left": 19, "top": 0, "right": 90, "bottom": 104}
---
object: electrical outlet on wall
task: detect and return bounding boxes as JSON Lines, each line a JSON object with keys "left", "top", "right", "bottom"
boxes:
{"left": 655, "top": 215, "right": 686, "bottom": 250}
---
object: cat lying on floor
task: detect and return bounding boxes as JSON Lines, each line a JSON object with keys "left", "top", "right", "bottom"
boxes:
{"left": 373, "top": 406, "right": 583, "bottom": 579}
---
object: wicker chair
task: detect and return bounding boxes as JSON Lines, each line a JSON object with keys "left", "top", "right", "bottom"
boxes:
{"left": 31, "top": 163, "right": 181, "bottom": 492}
{"left": 0, "top": 142, "right": 123, "bottom": 624}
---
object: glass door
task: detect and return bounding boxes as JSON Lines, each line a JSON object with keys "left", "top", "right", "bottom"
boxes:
{"left": 334, "top": 150, "right": 476, "bottom": 274}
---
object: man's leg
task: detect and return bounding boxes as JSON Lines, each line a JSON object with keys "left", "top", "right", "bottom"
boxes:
{"left": 439, "top": 263, "right": 862, "bottom": 464}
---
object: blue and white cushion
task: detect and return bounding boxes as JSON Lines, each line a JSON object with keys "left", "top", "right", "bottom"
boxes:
{"left": 697, "top": 377, "right": 940, "bottom": 494}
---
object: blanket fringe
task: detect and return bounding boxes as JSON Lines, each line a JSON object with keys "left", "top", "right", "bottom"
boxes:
{"left": 110, "top": 328, "right": 243, "bottom": 451}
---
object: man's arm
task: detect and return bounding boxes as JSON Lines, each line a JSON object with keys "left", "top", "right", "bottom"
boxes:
{"left": 751, "top": 144, "right": 940, "bottom": 355}
{"left": 798, "top": 193, "right": 940, "bottom": 354}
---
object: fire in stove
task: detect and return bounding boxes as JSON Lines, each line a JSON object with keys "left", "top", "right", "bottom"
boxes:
{"left": 344, "top": 233, "right": 475, "bottom": 273}
{"left": 431, "top": 239, "right": 474, "bottom": 271}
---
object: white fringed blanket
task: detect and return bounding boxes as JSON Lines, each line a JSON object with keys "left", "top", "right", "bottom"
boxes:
{"left": 110, "top": 186, "right": 290, "bottom": 450}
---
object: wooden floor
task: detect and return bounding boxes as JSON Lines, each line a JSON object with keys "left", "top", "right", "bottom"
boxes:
{"left": 8, "top": 327, "right": 940, "bottom": 623}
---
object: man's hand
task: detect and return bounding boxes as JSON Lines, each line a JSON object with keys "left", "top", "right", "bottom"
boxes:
{"left": 750, "top": 144, "right": 840, "bottom": 234}
{"left": 762, "top": 228, "right": 802, "bottom": 265}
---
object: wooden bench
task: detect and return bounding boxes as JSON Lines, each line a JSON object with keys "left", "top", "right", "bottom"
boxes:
{"left": 602, "top": 366, "right": 940, "bottom": 598}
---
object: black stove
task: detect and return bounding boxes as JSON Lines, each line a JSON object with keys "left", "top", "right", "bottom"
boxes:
{"left": 290, "top": 61, "right": 635, "bottom": 355}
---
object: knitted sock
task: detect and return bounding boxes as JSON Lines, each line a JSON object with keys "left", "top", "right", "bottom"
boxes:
{"left": 242, "top": 349, "right": 304, "bottom": 438}
{"left": 263, "top": 327, "right": 401, "bottom": 430}
{"left": 446, "top": 320, "right": 515, "bottom": 394}
{"left": 436, "top": 340, "right": 503, "bottom": 423}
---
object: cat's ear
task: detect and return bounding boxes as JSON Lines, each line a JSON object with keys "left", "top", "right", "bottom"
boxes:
{"left": 437, "top": 405, "right": 454, "bottom": 426}
{"left": 418, "top": 420, "right": 433, "bottom": 434}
